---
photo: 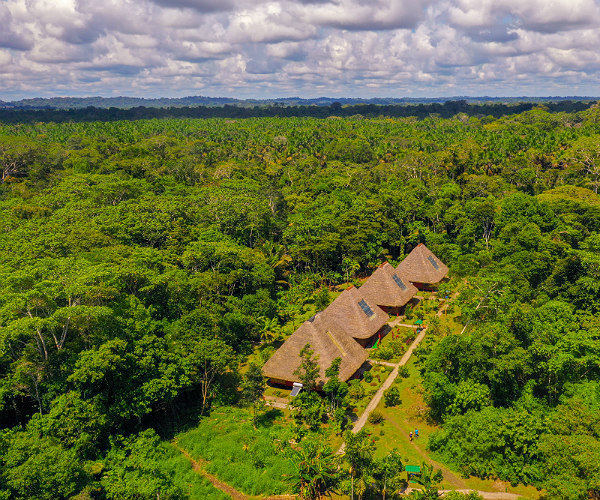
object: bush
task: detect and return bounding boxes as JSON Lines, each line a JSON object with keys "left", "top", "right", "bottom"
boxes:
{"left": 348, "top": 381, "right": 365, "bottom": 401}
{"left": 363, "top": 371, "right": 373, "bottom": 383}
{"left": 368, "top": 411, "right": 384, "bottom": 425}
{"left": 371, "top": 347, "right": 393, "bottom": 360}
{"left": 384, "top": 387, "right": 401, "bottom": 407}
{"left": 397, "top": 366, "right": 409, "bottom": 378}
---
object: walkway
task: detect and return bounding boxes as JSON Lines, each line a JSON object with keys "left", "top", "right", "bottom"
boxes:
{"left": 338, "top": 292, "right": 458, "bottom": 455}
{"left": 264, "top": 397, "right": 289, "bottom": 409}
{"left": 404, "top": 487, "right": 520, "bottom": 500}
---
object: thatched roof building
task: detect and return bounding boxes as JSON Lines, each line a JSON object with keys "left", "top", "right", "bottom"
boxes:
{"left": 262, "top": 312, "right": 369, "bottom": 385}
{"left": 322, "top": 287, "right": 388, "bottom": 341}
{"left": 263, "top": 247, "right": 450, "bottom": 386}
{"left": 396, "top": 243, "right": 449, "bottom": 285}
{"left": 359, "top": 262, "right": 418, "bottom": 309}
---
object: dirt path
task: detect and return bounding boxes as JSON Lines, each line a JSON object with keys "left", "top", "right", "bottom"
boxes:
{"left": 389, "top": 321, "right": 419, "bottom": 329}
{"left": 264, "top": 396, "right": 289, "bottom": 409}
{"left": 173, "top": 441, "right": 295, "bottom": 500}
{"left": 404, "top": 487, "right": 521, "bottom": 499}
{"left": 368, "top": 360, "right": 397, "bottom": 367}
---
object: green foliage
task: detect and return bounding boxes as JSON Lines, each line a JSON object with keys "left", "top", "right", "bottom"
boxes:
{"left": 102, "top": 429, "right": 228, "bottom": 500}
{"left": 294, "top": 344, "right": 320, "bottom": 391}
{"left": 323, "top": 357, "right": 350, "bottom": 432}
{"left": 1, "top": 430, "right": 89, "bottom": 500}
{"left": 407, "top": 463, "right": 444, "bottom": 500}
{"left": 241, "top": 362, "right": 266, "bottom": 427}
{"left": 428, "top": 405, "right": 547, "bottom": 484}
{"left": 449, "top": 380, "right": 491, "bottom": 415}
{"left": 344, "top": 429, "right": 375, "bottom": 480}
{"left": 384, "top": 386, "right": 401, "bottom": 407}
{"left": 373, "top": 448, "right": 406, "bottom": 499}
{"left": 1, "top": 110, "right": 600, "bottom": 496}
{"left": 368, "top": 411, "right": 384, "bottom": 425}
{"left": 313, "top": 287, "right": 331, "bottom": 310}
{"left": 176, "top": 408, "right": 295, "bottom": 496}
{"left": 291, "top": 436, "right": 342, "bottom": 500}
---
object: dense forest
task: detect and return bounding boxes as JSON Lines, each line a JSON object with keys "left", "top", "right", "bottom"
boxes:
{"left": 2, "top": 95, "right": 595, "bottom": 110}
{"left": 1, "top": 105, "right": 600, "bottom": 499}
{"left": 0, "top": 99, "right": 594, "bottom": 124}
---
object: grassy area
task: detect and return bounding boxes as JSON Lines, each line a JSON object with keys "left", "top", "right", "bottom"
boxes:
{"left": 361, "top": 357, "right": 542, "bottom": 499}
{"left": 176, "top": 407, "right": 296, "bottom": 496}
{"left": 263, "top": 383, "right": 292, "bottom": 399}
{"left": 348, "top": 364, "right": 393, "bottom": 416}
{"left": 162, "top": 443, "right": 231, "bottom": 500}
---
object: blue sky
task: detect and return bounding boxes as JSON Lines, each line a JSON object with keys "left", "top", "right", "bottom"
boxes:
{"left": 1, "top": 0, "right": 600, "bottom": 99}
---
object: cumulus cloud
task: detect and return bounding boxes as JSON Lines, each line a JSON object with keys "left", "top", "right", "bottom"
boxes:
{"left": 150, "top": 0, "right": 234, "bottom": 11}
{"left": 1, "top": 0, "right": 600, "bottom": 98}
{"left": 308, "top": 0, "right": 432, "bottom": 31}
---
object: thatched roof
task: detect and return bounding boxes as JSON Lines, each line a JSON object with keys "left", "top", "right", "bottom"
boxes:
{"left": 262, "top": 313, "right": 369, "bottom": 384}
{"left": 359, "top": 262, "right": 418, "bottom": 308}
{"left": 396, "top": 243, "right": 449, "bottom": 284}
{"left": 323, "top": 287, "right": 389, "bottom": 340}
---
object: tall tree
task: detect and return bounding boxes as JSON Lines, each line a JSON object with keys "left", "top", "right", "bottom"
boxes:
{"left": 241, "top": 362, "right": 266, "bottom": 427}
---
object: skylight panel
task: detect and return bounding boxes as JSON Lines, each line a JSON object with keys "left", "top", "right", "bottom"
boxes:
{"left": 358, "top": 299, "right": 374, "bottom": 317}
{"left": 392, "top": 273, "right": 407, "bottom": 290}
{"left": 427, "top": 255, "right": 440, "bottom": 269}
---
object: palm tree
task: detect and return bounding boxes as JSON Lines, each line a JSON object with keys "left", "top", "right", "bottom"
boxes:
{"left": 292, "top": 438, "right": 341, "bottom": 499}
{"left": 344, "top": 430, "right": 375, "bottom": 500}
{"left": 259, "top": 316, "right": 280, "bottom": 343}
{"left": 408, "top": 462, "right": 443, "bottom": 499}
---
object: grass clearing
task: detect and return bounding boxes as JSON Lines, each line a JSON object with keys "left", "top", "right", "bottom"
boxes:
{"left": 162, "top": 443, "right": 232, "bottom": 500}
{"left": 348, "top": 364, "right": 392, "bottom": 415}
{"left": 175, "top": 407, "right": 296, "bottom": 496}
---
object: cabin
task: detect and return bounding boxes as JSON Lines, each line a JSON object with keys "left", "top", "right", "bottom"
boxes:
{"left": 359, "top": 262, "right": 418, "bottom": 315}
{"left": 323, "top": 287, "right": 389, "bottom": 347}
{"left": 396, "top": 243, "right": 449, "bottom": 290}
{"left": 262, "top": 312, "right": 369, "bottom": 388}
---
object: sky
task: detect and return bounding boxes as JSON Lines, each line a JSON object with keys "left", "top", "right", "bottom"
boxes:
{"left": 1, "top": 0, "right": 600, "bottom": 100}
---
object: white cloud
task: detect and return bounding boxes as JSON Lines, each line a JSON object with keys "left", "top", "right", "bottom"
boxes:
{"left": 1, "top": 0, "right": 600, "bottom": 98}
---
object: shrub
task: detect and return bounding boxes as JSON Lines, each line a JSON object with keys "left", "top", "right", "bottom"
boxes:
{"left": 363, "top": 371, "right": 373, "bottom": 383}
{"left": 384, "top": 387, "right": 401, "bottom": 407}
{"left": 368, "top": 411, "right": 384, "bottom": 425}
{"left": 348, "top": 382, "right": 365, "bottom": 401}
{"left": 397, "top": 366, "right": 409, "bottom": 378}
{"left": 371, "top": 347, "right": 393, "bottom": 360}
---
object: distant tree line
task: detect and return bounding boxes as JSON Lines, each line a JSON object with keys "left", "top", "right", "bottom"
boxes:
{"left": 0, "top": 99, "right": 595, "bottom": 123}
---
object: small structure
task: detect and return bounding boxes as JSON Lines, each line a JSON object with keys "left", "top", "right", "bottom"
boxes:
{"left": 359, "top": 262, "right": 418, "bottom": 315}
{"left": 262, "top": 312, "right": 369, "bottom": 387}
{"left": 290, "top": 382, "right": 303, "bottom": 397}
{"left": 322, "top": 287, "right": 389, "bottom": 347}
{"left": 404, "top": 465, "right": 422, "bottom": 483}
{"left": 396, "top": 243, "right": 449, "bottom": 289}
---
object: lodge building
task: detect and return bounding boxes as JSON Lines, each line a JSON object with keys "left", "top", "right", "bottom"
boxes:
{"left": 262, "top": 243, "right": 448, "bottom": 387}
